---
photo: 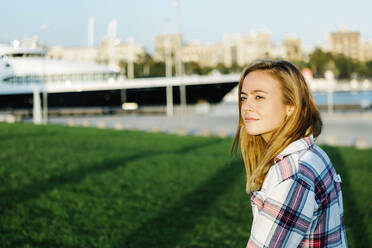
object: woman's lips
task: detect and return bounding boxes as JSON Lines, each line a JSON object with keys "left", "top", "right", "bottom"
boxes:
{"left": 244, "top": 117, "right": 259, "bottom": 122}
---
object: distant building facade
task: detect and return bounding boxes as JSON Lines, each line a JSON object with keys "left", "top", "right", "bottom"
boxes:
{"left": 362, "top": 40, "right": 372, "bottom": 62}
{"left": 327, "top": 30, "right": 362, "bottom": 60}
{"left": 154, "top": 31, "right": 307, "bottom": 69}
{"left": 223, "top": 34, "right": 241, "bottom": 67}
{"left": 223, "top": 31, "right": 272, "bottom": 67}
{"left": 270, "top": 44, "right": 286, "bottom": 60}
{"left": 283, "top": 36, "right": 303, "bottom": 61}
{"left": 47, "top": 46, "right": 98, "bottom": 63}
{"left": 182, "top": 41, "right": 224, "bottom": 67}
{"left": 154, "top": 33, "right": 225, "bottom": 69}
{"left": 245, "top": 30, "right": 272, "bottom": 62}
{"left": 48, "top": 38, "right": 145, "bottom": 71}
{"left": 97, "top": 37, "right": 145, "bottom": 70}
{"left": 153, "top": 33, "right": 182, "bottom": 62}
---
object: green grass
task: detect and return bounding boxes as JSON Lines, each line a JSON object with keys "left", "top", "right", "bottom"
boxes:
{"left": 0, "top": 123, "right": 370, "bottom": 248}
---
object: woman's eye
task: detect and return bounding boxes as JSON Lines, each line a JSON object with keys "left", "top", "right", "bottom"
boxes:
{"left": 255, "top": 95, "right": 264, "bottom": 100}
{"left": 240, "top": 96, "right": 246, "bottom": 101}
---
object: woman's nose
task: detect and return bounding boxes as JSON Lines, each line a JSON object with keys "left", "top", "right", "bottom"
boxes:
{"left": 242, "top": 100, "right": 254, "bottom": 112}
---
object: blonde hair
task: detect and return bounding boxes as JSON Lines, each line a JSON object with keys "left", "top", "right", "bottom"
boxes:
{"left": 231, "top": 60, "right": 322, "bottom": 192}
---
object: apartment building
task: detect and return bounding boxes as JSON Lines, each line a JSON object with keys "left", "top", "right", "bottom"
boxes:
{"left": 224, "top": 31, "right": 272, "bottom": 67}
{"left": 47, "top": 46, "right": 98, "bottom": 63}
{"left": 182, "top": 41, "right": 224, "bottom": 67}
{"left": 153, "top": 33, "right": 182, "bottom": 62}
{"left": 327, "top": 30, "right": 362, "bottom": 60}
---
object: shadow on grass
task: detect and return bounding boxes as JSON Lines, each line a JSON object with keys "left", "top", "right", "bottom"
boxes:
{"left": 120, "top": 159, "right": 243, "bottom": 248}
{"left": 322, "top": 145, "right": 368, "bottom": 247}
{"left": 0, "top": 138, "right": 225, "bottom": 212}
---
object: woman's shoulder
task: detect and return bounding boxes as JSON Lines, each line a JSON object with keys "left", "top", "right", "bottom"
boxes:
{"left": 298, "top": 142, "right": 333, "bottom": 177}
{"left": 265, "top": 136, "right": 332, "bottom": 190}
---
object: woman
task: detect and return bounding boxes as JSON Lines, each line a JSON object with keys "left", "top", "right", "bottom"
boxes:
{"left": 232, "top": 60, "right": 347, "bottom": 247}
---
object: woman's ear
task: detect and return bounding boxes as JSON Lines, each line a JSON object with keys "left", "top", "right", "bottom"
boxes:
{"left": 286, "top": 105, "right": 295, "bottom": 116}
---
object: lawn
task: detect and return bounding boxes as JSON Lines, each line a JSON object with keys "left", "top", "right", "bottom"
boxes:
{"left": 0, "top": 123, "right": 370, "bottom": 248}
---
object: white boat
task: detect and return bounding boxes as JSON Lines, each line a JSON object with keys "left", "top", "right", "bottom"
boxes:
{"left": 0, "top": 43, "right": 118, "bottom": 86}
{"left": 0, "top": 42, "right": 238, "bottom": 111}
{"left": 0, "top": 58, "right": 14, "bottom": 82}
{"left": 0, "top": 42, "right": 125, "bottom": 112}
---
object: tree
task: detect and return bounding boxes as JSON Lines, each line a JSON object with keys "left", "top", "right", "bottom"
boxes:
{"left": 184, "top": 62, "right": 202, "bottom": 75}
{"left": 215, "top": 63, "right": 230, "bottom": 74}
{"left": 291, "top": 60, "right": 310, "bottom": 71}
{"left": 149, "top": 62, "right": 166, "bottom": 77}
{"left": 333, "top": 55, "right": 352, "bottom": 79}
{"left": 230, "top": 62, "right": 240, "bottom": 73}
{"left": 136, "top": 53, "right": 153, "bottom": 77}
{"left": 364, "top": 60, "right": 372, "bottom": 78}
{"left": 118, "top": 60, "right": 143, "bottom": 78}
{"left": 308, "top": 48, "right": 334, "bottom": 78}
{"left": 200, "top": 66, "right": 213, "bottom": 75}
{"left": 333, "top": 55, "right": 365, "bottom": 79}
{"left": 118, "top": 60, "right": 127, "bottom": 74}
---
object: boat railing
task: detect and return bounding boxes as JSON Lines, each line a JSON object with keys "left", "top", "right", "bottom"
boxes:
{"left": 3, "top": 72, "right": 120, "bottom": 84}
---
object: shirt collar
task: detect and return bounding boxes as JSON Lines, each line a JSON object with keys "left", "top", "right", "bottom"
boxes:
{"left": 274, "top": 136, "right": 314, "bottom": 162}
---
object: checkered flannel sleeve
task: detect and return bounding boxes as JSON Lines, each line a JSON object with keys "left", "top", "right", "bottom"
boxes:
{"left": 247, "top": 177, "right": 316, "bottom": 248}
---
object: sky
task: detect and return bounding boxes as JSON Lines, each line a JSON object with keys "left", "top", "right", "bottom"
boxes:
{"left": 1, "top": 0, "right": 371, "bottom": 53}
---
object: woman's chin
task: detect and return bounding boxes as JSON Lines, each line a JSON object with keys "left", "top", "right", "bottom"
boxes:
{"left": 244, "top": 127, "right": 261, "bottom": 136}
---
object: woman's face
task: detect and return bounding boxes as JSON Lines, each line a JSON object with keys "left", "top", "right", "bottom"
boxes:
{"left": 240, "top": 71, "right": 292, "bottom": 142}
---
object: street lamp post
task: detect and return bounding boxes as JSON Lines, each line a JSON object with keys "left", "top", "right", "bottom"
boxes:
{"left": 325, "top": 70, "right": 335, "bottom": 115}
{"left": 42, "top": 80, "right": 48, "bottom": 124}
{"left": 165, "top": 37, "right": 173, "bottom": 116}
{"left": 127, "top": 37, "right": 134, "bottom": 79}
{"left": 39, "top": 28, "right": 49, "bottom": 124}
{"left": 173, "top": 0, "right": 186, "bottom": 115}
{"left": 33, "top": 87, "right": 42, "bottom": 124}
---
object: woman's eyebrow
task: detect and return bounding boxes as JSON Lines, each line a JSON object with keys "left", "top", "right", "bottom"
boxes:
{"left": 240, "top": 89, "right": 268, "bottom": 95}
{"left": 252, "top": 89, "right": 268, "bottom": 94}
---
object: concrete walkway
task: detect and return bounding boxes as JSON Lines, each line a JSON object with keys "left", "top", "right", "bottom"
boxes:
{"left": 44, "top": 103, "right": 372, "bottom": 149}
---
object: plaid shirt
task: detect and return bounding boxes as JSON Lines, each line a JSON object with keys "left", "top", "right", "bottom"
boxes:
{"left": 247, "top": 136, "right": 347, "bottom": 248}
